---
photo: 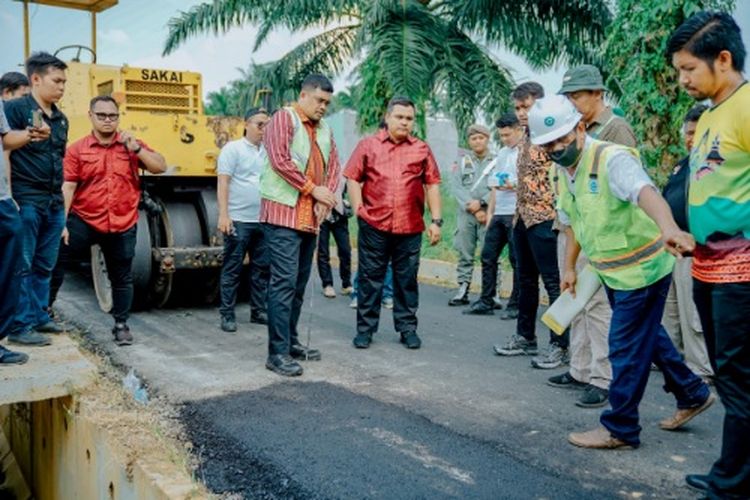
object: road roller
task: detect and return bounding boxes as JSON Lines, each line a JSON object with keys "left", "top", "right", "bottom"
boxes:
{"left": 16, "top": 0, "right": 244, "bottom": 311}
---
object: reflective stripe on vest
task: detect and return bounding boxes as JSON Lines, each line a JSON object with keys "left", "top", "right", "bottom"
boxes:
{"left": 590, "top": 236, "right": 663, "bottom": 271}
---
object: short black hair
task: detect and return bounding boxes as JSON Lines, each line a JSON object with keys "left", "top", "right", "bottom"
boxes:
{"left": 25, "top": 52, "right": 68, "bottom": 78}
{"left": 666, "top": 11, "right": 745, "bottom": 71}
{"left": 495, "top": 112, "right": 520, "bottom": 129}
{"left": 511, "top": 82, "right": 545, "bottom": 102}
{"left": 89, "top": 95, "right": 118, "bottom": 110}
{"left": 386, "top": 95, "right": 415, "bottom": 112}
{"left": 244, "top": 106, "right": 269, "bottom": 120}
{"left": 301, "top": 73, "right": 334, "bottom": 93}
{"left": 684, "top": 103, "right": 708, "bottom": 124}
{"left": 0, "top": 72, "right": 29, "bottom": 94}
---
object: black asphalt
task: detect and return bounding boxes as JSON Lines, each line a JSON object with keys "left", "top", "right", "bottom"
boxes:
{"left": 55, "top": 271, "right": 719, "bottom": 499}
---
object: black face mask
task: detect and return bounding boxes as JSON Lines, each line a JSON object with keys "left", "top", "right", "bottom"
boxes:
{"left": 549, "top": 138, "right": 582, "bottom": 168}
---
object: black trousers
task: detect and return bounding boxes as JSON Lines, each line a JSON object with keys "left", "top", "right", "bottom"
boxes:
{"left": 357, "top": 218, "right": 421, "bottom": 336}
{"left": 0, "top": 199, "right": 22, "bottom": 340}
{"left": 514, "top": 218, "right": 566, "bottom": 347}
{"left": 50, "top": 212, "right": 136, "bottom": 324}
{"left": 479, "top": 214, "right": 520, "bottom": 307}
{"left": 263, "top": 223, "right": 317, "bottom": 356}
{"left": 219, "top": 221, "right": 269, "bottom": 320}
{"left": 693, "top": 279, "right": 750, "bottom": 498}
{"left": 317, "top": 215, "right": 352, "bottom": 288}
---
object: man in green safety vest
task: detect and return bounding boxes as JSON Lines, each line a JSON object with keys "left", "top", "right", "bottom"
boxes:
{"left": 527, "top": 95, "right": 714, "bottom": 449}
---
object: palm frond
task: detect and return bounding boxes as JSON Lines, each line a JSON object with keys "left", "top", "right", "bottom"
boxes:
{"left": 433, "top": 28, "right": 515, "bottom": 135}
{"left": 163, "top": 0, "right": 364, "bottom": 55}
{"left": 449, "top": 0, "right": 612, "bottom": 69}
{"left": 260, "top": 25, "right": 360, "bottom": 105}
{"left": 363, "top": 1, "right": 444, "bottom": 101}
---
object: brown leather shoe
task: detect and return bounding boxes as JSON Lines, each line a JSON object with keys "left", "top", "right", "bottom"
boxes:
{"left": 659, "top": 393, "right": 716, "bottom": 431}
{"left": 568, "top": 427, "right": 634, "bottom": 449}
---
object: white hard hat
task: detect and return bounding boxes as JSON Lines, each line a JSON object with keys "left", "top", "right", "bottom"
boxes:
{"left": 528, "top": 95, "right": 582, "bottom": 145}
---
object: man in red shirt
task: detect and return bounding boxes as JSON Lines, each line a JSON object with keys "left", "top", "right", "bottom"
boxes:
{"left": 261, "top": 74, "right": 341, "bottom": 377}
{"left": 50, "top": 95, "right": 166, "bottom": 345}
{"left": 345, "top": 96, "right": 442, "bottom": 350}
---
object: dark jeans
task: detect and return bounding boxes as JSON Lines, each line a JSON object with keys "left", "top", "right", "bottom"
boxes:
{"left": 479, "top": 215, "right": 520, "bottom": 307}
{"left": 357, "top": 218, "right": 421, "bottom": 336}
{"left": 513, "top": 219, "right": 566, "bottom": 347}
{"left": 600, "top": 274, "right": 709, "bottom": 446}
{"left": 317, "top": 216, "right": 352, "bottom": 288}
{"left": 12, "top": 201, "right": 65, "bottom": 334}
{"left": 694, "top": 279, "right": 750, "bottom": 499}
{"left": 263, "top": 224, "right": 316, "bottom": 356}
{"left": 0, "top": 199, "right": 22, "bottom": 340}
{"left": 50, "top": 212, "right": 136, "bottom": 324}
{"left": 219, "top": 221, "right": 269, "bottom": 320}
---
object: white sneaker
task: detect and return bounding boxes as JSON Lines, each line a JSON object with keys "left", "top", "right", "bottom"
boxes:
{"left": 382, "top": 297, "right": 394, "bottom": 309}
{"left": 323, "top": 285, "right": 336, "bottom": 298}
{"left": 349, "top": 297, "right": 358, "bottom": 308}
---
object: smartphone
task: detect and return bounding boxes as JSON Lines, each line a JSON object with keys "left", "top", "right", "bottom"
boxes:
{"left": 30, "top": 109, "right": 44, "bottom": 129}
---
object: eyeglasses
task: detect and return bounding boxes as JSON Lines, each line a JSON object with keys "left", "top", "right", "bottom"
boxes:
{"left": 249, "top": 120, "right": 268, "bottom": 129}
{"left": 94, "top": 113, "right": 120, "bottom": 122}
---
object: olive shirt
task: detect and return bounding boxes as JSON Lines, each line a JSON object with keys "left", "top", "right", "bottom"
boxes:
{"left": 588, "top": 106, "right": 637, "bottom": 148}
{"left": 450, "top": 151, "right": 493, "bottom": 208}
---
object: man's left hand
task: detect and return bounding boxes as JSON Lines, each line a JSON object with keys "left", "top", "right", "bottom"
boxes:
{"left": 427, "top": 223, "right": 441, "bottom": 246}
{"left": 119, "top": 131, "right": 140, "bottom": 152}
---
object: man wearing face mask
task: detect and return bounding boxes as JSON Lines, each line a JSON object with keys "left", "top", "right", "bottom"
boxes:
{"left": 528, "top": 95, "right": 714, "bottom": 449}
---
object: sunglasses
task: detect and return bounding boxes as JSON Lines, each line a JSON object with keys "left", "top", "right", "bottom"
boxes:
{"left": 94, "top": 112, "right": 120, "bottom": 122}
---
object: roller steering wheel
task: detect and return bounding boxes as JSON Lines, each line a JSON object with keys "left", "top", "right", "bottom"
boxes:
{"left": 54, "top": 45, "right": 97, "bottom": 64}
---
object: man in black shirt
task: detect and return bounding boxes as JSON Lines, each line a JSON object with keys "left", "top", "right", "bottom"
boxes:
{"left": 4, "top": 53, "right": 68, "bottom": 346}
{"left": 661, "top": 104, "right": 713, "bottom": 378}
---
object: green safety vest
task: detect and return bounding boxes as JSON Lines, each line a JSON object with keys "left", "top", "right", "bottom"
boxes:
{"left": 260, "top": 106, "right": 332, "bottom": 207}
{"left": 554, "top": 139, "right": 674, "bottom": 291}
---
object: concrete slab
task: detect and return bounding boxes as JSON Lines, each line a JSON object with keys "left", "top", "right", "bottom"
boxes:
{"left": 0, "top": 335, "right": 96, "bottom": 406}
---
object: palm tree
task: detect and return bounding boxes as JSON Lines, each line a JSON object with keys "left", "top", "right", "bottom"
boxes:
{"left": 165, "top": 0, "right": 611, "bottom": 134}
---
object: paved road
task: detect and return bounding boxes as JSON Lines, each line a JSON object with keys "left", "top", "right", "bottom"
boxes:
{"left": 55, "top": 272, "right": 718, "bottom": 499}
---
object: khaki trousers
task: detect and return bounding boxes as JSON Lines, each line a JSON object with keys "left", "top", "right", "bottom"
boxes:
{"left": 662, "top": 257, "right": 713, "bottom": 377}
{"left": 557, "top": 228, "right": 612, "bottom": 389}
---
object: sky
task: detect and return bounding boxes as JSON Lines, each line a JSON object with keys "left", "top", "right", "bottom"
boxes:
{"left": 1, "top": 0, "right": 749, "bottom": 104}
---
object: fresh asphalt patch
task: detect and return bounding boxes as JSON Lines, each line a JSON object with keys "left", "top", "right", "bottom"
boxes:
{"left": 182, "top": 381, "right": 619, "bottom": 500}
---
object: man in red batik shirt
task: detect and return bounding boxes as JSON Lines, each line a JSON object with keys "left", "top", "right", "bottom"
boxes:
{"left": 50, "top": 95, "right": 166, "bottom": 346}
{"left": 345, "top": 96, "right": 442, "bottom": 350}
{"left": 260, "top": 74, "right": 341, "bottom": 377}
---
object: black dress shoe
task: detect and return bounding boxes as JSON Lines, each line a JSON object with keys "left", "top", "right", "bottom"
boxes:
{"left": 221, "top": 317, "right": 237, "bottom": 332}
{"left": 266, "top": 354, "right": 303, "bottom": 376}
{"left": 686, "top": 474, "right": 711, "bottom": 492}
{"left": 400, "top": 331, "right": 421, "bottom": 349}
{"left": 250, "top": 311, "right": 268, "bottom": 325}
{"left": 290, "top": 344, "right": 322, "bottom": 361}
{"left": 353, "top": 332, "right": 372, "bottom": 349}
{"left": 462, "top": 300, "right": 495, "bottom": 315}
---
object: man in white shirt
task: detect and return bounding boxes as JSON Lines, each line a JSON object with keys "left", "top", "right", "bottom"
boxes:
{"left": 217, "top": 107, "right": 271, "bottom": 332}
{"left": 465, "top": 113, "right": 522, "bottom": 316}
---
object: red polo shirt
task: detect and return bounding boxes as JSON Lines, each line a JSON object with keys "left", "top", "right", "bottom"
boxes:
{"left": 344, "top": 129, "right": 441, "bottom": 234}
{"left": 64, "top": 132, "right": 151, "bottom": 233}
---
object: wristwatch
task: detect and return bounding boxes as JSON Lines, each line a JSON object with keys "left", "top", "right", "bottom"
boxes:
{"left": 431, "top": 218, "right": 443, "bottom": 227}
